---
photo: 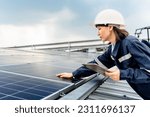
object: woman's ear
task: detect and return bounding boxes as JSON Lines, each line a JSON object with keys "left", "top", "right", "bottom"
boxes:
{"left": 108, "top": 26, "right": 113, "bottom": 31}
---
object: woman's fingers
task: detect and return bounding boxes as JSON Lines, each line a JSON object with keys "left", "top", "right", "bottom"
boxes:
{"left": 56, "top": 73, "right": 65, "bottom": 78}
{"left": 105, "top": 71, "right": 111, "bottom": 76}
{"left": 105, "top": 69, "right": 120, "bottom": 81}
{"left": 56, "top": 73, "right": 73, "bottom": 79}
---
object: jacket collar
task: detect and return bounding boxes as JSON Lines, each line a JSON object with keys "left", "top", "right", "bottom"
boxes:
{"left": 111, "top": 40, "right": 121, "bottom": 57}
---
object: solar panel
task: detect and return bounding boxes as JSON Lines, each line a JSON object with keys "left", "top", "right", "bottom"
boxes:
{"left": 0, "top": 71, "right": 70, "bottom": 100}
{"left": 0, "top": 49, "right": 89, "bottom": 100}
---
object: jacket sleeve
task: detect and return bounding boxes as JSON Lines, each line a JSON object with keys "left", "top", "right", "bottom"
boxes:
{"left": 72, "top": 61, "right": 97, "bottom": 79}
{"left": 120, "top": 39, "right": 150, "bottom": 82}
{"left": 72, "top": 46, "right": 115, "bottom": 79}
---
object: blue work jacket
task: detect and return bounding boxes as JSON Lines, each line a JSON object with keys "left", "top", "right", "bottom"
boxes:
{"left": 72, "top": 35, "right": 150, "bottom": 83}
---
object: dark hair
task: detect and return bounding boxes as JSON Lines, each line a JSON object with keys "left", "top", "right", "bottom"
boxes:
{"left": 113, "top": 27, "right": 129, "bottom": 41}
{"left": 95, "top": 24, "right": 129, "bottom": 41}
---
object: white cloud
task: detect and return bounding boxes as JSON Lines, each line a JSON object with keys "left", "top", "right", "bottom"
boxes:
{"left": 82, "top": 0, "right": 150, "bottom": 35}
{"left": 0, "top": 8, "right": 88, "bottom": 47}
{"left": 126, "top": 5, "right": 150, "bottom": 35}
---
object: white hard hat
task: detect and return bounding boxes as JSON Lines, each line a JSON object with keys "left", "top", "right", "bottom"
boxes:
{"left": 94, "top": 9, "right": 125, "bottom": 27}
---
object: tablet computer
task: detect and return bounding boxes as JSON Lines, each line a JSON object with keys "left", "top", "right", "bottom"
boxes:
{"left": 83, "top": 63, "right": 107, "bottom": 75}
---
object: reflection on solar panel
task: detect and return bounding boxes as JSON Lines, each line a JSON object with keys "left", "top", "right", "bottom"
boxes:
{"left": 0, "top": 62, "right": 74, "bottom": 81}
{"left": 0, "top": 71, "right": 69, "bottom": 100}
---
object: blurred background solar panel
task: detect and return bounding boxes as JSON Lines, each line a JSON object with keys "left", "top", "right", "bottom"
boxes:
{"left": 0, "top": 71, "right": 69, "bottom": 100}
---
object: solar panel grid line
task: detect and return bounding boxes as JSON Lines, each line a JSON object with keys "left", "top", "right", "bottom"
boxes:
{"left": 0, "top": 86, "right": 19, "bottom": 94}
{"left": 0, "top": 78, "right": 65, "bottom": 100}
{"left": 0, "top": 73, "right": 67, "bottom": 93}
{"left": 12, "top": 92, "right": 43, "bottom": 100}
{"left": 3, "top": 84, "right": 30, "bottom": 91}
{"left": 0, "top": 84, "right": 60, "bottom": 100}
{"left": 0, "top": 69, "right": 71, "bottom": 85}
{"left": 0, "top": 81, "right": 7, "bottom": 85}
{"left": 0, "top": 75, "right": 36, "bottom": 87}
{"left": 0, "top": 91, "right": 26, "bottom": 100}
{"left": 0, "top": 78, "right": 17, "bottom": 83}
{"left": 0, "top": 70, "right": 70, "bottom": 92}
{"left": 11, "top": 81, "right": 58, "bottom": 98}
{"left": 0, "top": 71, "right": 70, "bottom": 100}
{"left": 1, "top": 80, "right": 32, "bottom": 87}
{"left": 32, "top": 86, "right": 56, "bottom": 93}
{"left": 0, "top": 95, "right": 25, "bottom": 100}
{"left": 0, "top": 87, "right": 21, "bottom": 98}
{"left": 24, "top": 88, "right": 51, "bottom": 96}
{"left": 0, "top": 92, "right": 9, "bottom": 98}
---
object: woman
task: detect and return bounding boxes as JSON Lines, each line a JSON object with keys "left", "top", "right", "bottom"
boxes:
{"left": 56, "top": 9, "right": 150, "bottom": 99}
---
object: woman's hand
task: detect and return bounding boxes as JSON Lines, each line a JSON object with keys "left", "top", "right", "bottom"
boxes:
{"left": 105, "top": 68, "right": 120, "bottom": 81}
{"left": 56, "top": 73, "right": 73, "bottom": 79}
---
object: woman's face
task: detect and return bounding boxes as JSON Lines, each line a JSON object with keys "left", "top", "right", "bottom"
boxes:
{"left": 96, "top": 26, "right": 112, "bottom": 42}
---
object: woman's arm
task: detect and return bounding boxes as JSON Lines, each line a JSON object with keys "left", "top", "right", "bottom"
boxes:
{"left": 120, "top": 39, "right": 150, "bottom": 82}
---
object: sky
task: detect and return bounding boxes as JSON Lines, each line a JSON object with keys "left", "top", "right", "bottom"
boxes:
{"left": 0, "top": 0, "right": 150, "bottom": 47}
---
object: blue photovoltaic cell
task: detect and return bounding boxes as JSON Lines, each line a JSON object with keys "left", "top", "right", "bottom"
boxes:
{"left": 24, "top": 89, "right": 50, "bottom": 97}
{"left": 0, "top": 81, "right": 6, "bottom": 85}
{"left": 12, "top": 92, "right": 43, "bottom": 100}
{"left": 3, "top": 84, "right": 28, "bottom": 90}
{"left": 1, "top": 96, "right": 23, "bottom": 100}
{"left": 0, "top": 93, "right": 6, "bottom": 97}
{"left": 0, "top": 87, "right": 17, "bottom": 95}
{"left": 0, "top": 71, "right": 69, "bottom": 100}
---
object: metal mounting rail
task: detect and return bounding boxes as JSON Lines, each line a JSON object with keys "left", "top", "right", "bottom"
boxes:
{"left": 43, "top": 74, "right": 99, "bottom": 100}
{"left": 58, "top": 75, "right": 106, "bottom": 100}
